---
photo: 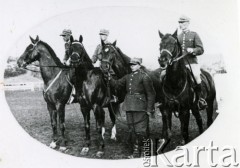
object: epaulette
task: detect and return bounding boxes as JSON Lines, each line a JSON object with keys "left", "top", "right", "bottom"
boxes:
{"left": 140, "top": 70, "right": 151, "bottom": 79}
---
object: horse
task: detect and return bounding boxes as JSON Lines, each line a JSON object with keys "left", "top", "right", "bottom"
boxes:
{"left": 158, "top": 30, "right": 216, "bottom": 144}
{"left": 17, "top": 36, "right": 74, "bottom": 151}
{"left": 68, "top": 35, "right": 126, "bottom": 157}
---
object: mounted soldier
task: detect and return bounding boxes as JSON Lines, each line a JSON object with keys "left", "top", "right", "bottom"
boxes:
{"left": 177, "top": 15, "right": 207, "bottom": 110}
{"left": 92, "top": 29, "right": 118, "bottom": 102}
{"left": 106, "top": 57, "right": 156, "bottom": 158}
{"left": 60, "top": 29, "right": 77, "bottom": 103}
{"left": 60, "top": 29, "right": 73, "bottom": 65}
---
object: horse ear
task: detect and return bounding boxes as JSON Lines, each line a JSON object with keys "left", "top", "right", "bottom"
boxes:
{"left": 112, "top": 40, "right": 117, "bottom": 46}
{"left": 158, "top": 30, "right": 164, "bottom": 39}
{"left": 172, "top": 29, "right": 178, "bottom": 39}
{"left": 70, "top": 35, "right": 74, "bottom": 43}
{"left": 101, "top": 39, "right": 105, "bottom": 47}
{"left": 79, "top": 35, "right": 83, "bottom": 43}
{"left": 35, "top": 35, "right": 39, "bottom": 42}
{"left": 29, "top": 36, "right": 35, "bottom": 44}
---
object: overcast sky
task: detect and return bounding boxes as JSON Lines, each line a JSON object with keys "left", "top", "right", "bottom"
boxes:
{"left": 2, "top": 0, "right": 239, "bottom": 70}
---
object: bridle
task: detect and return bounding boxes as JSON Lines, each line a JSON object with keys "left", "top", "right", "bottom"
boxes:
{"left": 100, "top": 45, "right": 116, "bottom": 72}
{"left": 159, "top": 38, "right": 187, "bottom": 69}
{"left": 69, "top": 41, "right": 85, "bottom": 66}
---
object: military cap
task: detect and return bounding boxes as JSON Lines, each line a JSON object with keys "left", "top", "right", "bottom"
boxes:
{"left": 178, "top": 15, "right": 190, "bottom": 23}
{"left": 99, "top": 29, "right": 109, "bottom": 36}
{"left": 129, "top": 57, "right": 142, "bottom": 65}
{"left": 60, "top": 29, "right": 72, "bottom": 36}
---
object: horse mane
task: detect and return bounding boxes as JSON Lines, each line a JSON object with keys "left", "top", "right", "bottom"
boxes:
{"left": 115, "top": 47, "right": 131, "bottom": 65}
{"left": 39, "top": 41, "right": 65, "bottom": 68}
{"left": 82, "top": 47, "right": 94, "bottom": 69}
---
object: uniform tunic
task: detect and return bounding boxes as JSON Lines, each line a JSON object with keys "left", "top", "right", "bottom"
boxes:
{"left": 110, "top": 69, "right": 156, "bottom": 136}
{"left": 91, "top": 41, "right": 110, "bottom": 63}
{"left": 63, "top": 41, "right": 71, "bottom": 62}
{"left": 178, "top": 30, "right": 204, "bottom": 64}
{"left": 110, "top": 69, "right": 156, "bottom": 112}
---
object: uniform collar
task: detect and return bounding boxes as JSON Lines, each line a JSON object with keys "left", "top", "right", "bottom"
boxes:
{"left": 182, "top": 29, "right": 190, "bottom": 34}
{"left": 132, "top": 70, "right": 140, "bottom": 74}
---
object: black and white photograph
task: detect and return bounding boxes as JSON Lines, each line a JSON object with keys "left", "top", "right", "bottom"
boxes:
{"left": 0, "top": 0, "right": 240, "bottom": 167}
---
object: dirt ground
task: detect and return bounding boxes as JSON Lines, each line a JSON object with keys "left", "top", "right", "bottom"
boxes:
{"left": 5, "top": 90, "right": 218, "bottom": 159}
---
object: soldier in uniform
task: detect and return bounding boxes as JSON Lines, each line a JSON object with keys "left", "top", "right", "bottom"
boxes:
{"left": 60, "top": 29, "right": 78, "bottom": 103}
{"left": 93, "top": 29, "right": 118, "bottom": 102}
{"left": 60, "top": 29, "right": 72, "bottom": 65}
{"left": 178, "top": 15, "right": 207, "bottom": 110}
{"left": 91, "top": 29, "right": 111, "bottom": 64}
{"left": 107, "top": 57, "right": 156, "bottom": 158}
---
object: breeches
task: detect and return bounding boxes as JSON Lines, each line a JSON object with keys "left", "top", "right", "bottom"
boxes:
{"left": 126, "top": 111, "right": 149, "bottom": 137}
{"left": 186, "top": 64, "right": 201, "bottom": 84}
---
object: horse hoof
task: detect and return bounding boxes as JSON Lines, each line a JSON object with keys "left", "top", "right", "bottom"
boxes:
{"left": 49, "top": 141, "right": 57, "bottom": 149}
{"left": 80, "top": 147, "right": 89, "bottom": 156}
{"left": 59, "top": 146, "right": 68, "bottom": 152}
{"left": 96, "top": 151, "right": 104, "bottom": 158}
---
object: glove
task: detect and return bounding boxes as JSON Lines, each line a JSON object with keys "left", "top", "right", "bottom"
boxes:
{"left": 187, "top": 48, "right": 194, "bottom": 54}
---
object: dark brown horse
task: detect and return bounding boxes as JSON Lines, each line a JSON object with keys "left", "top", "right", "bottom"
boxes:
{"left": 68, "top": 36, "right": 126, "bottom": 157}
{"left": 17, "top": 36, "right": 74, "bottom": 151}
{"left": 158, "top": 30, "right": 216, "bottom": 144}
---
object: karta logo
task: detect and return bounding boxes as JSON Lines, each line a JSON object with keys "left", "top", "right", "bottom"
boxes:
{"left": 143, "top": 140, "right": 239, "bottom": 167}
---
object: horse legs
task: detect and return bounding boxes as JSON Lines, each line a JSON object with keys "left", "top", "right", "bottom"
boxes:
{"left": 80, "top": 106, "right": 91, "bottom": 156}
{"left": 206, "top": 99, "right": 214, "bottom": 127}
{"left": 161, "top": 108, "right": 172, "bottom": 140}
{"left": 179, "top": 110, "right": 190, "bottom": 145}
{"left": 93, "top": 104, "right": 105, "bottom": 157}
{"left": 56, "top": 103, "right": 67, "bottom": 151}
{"left": 191, "top": 107, "right": 203, "bottom": 134}
{"left": 47, "top": 103, "right": 58, "bottom": 149}
{"left": 108, "top": 103, "right": 120, "bottom": 141}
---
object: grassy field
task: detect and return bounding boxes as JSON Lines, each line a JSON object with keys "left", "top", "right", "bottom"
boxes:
{"left": 5, "top": 90, "right": 218, "bottom": 159}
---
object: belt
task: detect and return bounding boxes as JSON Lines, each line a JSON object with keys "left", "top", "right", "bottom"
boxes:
{"left": 128, "top": 92, "right": 142, "bottom": 95}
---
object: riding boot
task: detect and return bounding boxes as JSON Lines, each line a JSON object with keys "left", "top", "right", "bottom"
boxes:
{"left": 195, "top": 84, "right": 207, "bottom": 110}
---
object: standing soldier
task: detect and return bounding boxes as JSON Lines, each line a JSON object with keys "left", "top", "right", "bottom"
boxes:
{"left": 107, "top": 57, "right": 156, "bottom": 158}
{"left": 60, "top": 29, "right": 72, "bottom": 65}
{"left": 178, "top": 15, "right": 207, "bottom": 110}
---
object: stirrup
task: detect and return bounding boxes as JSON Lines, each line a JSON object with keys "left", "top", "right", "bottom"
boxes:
{"left": 197, "top": 98, "right": 207, "bottom": 110}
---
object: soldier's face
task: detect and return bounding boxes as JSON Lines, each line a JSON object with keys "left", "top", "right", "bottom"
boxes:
{"left": 62, "top": 35, "right": 70, "bottom": 42}
{"left": 179, "top": 21, "right": 189, "bottom": 31}
{"left": 130, "top": 64, "right": 141, "bottom": 72}
{"left": 100, "top": 35, "right": 108, "bottom": 41}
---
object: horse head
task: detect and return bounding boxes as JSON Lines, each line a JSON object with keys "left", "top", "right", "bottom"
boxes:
{"left": 158, "top": 30, "right": 181, "bottom": 70}
{"left": 68, "top": 35, "right": 84, "bottom": 67}
{"left": 17, "top": 35, "right": 41, "bottom": 68}
{"left": 101, "top": 41, "right": 131, "bottom": 78}
{"left": 100, "top": 40, "right": 117, "bottom": 73}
